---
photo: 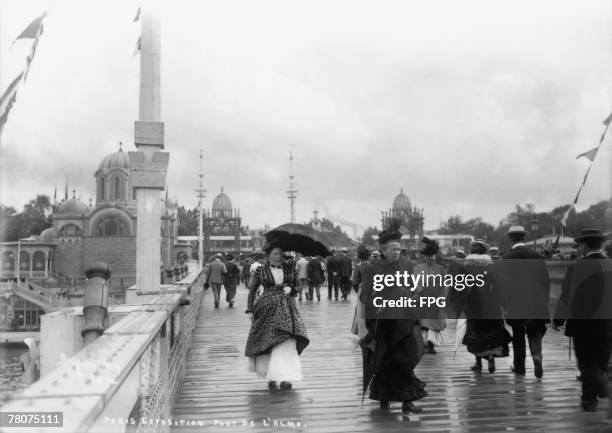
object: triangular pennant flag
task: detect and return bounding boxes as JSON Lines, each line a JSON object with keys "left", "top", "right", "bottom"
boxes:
{"left": 0, "top": 73, "right": 24, "bottom": 136}
{"left": 133, "top": 7, "right": 141, "bottom": 22}
{"left": 576, "top": 146, "right": 599, "bottom": 162}
{"left": 560, "top": 205, "right": 573, "bottom": 227}
{"left": 22, "top": 13, "right": 46, "bottom": 81}
{"left": 13, "top": 14, "right": 44, "bottom": 43}
{"left": 133, "top": 36, "right": 141, "bottom": 56}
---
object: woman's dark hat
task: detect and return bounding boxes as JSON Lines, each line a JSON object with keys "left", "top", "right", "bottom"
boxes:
{"left": 574, "top": 228, "right": 606, "bottom": 243}
{"left": 357, "top": 244, "right": 371, "bottom": 259}
{"left": 420, "top": 237, "right": 439, "bottom": 257}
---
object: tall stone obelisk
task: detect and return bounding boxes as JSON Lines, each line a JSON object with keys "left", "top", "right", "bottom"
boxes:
{"left": 127, "top": 4, "right": 169, "bottom": 301}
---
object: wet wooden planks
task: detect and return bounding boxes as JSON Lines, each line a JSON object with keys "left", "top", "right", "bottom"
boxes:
{"left": 171, "top": 287, "right": 611, "bottom": 433}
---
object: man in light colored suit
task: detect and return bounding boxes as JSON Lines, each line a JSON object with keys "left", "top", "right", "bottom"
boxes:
{"left": 208, "top": 254, "right": 227, "bottom": 309}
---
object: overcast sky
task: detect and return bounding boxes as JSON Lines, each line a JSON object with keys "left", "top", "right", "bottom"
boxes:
{"left": 1, "top": 0, "right": 611, "bottom": 237}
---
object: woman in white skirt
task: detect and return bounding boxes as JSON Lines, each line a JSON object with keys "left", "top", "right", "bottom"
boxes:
{"left": 245, "top": 242, "right": 310, "bottom": 390}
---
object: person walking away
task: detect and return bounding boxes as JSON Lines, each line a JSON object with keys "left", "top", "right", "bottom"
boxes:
{"left": 495, "top": 225, "right": 550, "bottom": 378}
{"left": 326, "top": 252, "right": 340, "bottom": 301}
{"left": 307, "top": 256, "right": 325, "bottom": 302}
{"left": 208, "top": 254, "right": 228, "bottom": 309}
{"left": 338, "top": 248, "right": 353, "bottom": 300}
{"left": 295, "top": 253, "right": 309, "bottom": 302}
{"left": 462, "top": 240, "right": 511, "bottom": 373}
{"left": 553, "top": 229, "right": 612, "bottom": 412}
{"left": 224, "top": 254, "right": 241, "bottom": 308}
{"left": 414, "top": 237, "right": 447, "bottom": 354}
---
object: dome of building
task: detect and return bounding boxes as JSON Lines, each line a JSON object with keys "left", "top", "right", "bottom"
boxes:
{"left": 58, "top": 196, "right": 90, "bottom": 216}
{"left": 98, "top": 143, "right": 129, "bottom": 171}
{"left": 39, "top": 227, "right": 55, "bottom": 243}
{"left": 392, "top": 188, "right": 411, "bottom": 211}
{"left": 212, "top": 188, "right": 232, "bottom": 213}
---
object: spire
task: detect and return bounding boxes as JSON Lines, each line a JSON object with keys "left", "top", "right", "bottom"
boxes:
{"left": 64, "top": 177, "right": 68, "bottom": 201}
{"left": 287, "top": 151, "right": 297, "bottom": 224}
{"left": 72, "top": 189, "right": 76, "bottom": 199}
{"left": 195, "top": 148, "right": 206, "bottom": 269}
{"left": 119, "top": 141, "right": 123, "bottom": 152}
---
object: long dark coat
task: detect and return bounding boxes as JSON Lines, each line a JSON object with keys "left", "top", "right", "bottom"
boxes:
{"left": 461, "top": 254, "right": 511, "bottom": 357}
{"left": 360, "top": 257, "right": 427, "bottom": 403}
{"left": 244, "top": 261, "right": 309, "bottom": 357}
{"left": 493, "top": 245, "right": 550, "bottom": 328}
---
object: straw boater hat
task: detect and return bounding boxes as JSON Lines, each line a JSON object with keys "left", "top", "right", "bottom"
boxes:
{"left": 507, "top": 225, "right": 528, "bottom": 236}
{"left": 470, "top": 238, "right": 490, "bottom": 253}
{"left": 574, "top": 228, "right": 606, "bottom": 243}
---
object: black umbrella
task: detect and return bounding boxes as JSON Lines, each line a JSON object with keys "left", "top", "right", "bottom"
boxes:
{"left": 265, "top": 223, "right": 332, "bottom": 256}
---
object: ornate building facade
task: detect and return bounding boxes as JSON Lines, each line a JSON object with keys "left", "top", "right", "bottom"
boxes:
{"left": 381, "top": 188, "right": 425, "bottom": 248}
{"left": 0, "top": 144, "right": 188, "bottom": 290}
{"left": 202, "top": 188, "right": 244, "bottom": 257}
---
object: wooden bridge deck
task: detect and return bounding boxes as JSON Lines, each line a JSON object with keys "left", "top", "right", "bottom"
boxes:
{"left": 172, "top": 286, "right": 611, "bottom": 433}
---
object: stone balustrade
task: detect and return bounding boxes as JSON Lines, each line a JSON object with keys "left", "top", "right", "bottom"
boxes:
{"left": 0, "top": 265, "right": 206, "bottom": 433}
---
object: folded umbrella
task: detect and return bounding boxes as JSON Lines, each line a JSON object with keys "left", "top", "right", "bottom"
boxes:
{"left": 453, "top": 318, "right": 467, "bottom": 359}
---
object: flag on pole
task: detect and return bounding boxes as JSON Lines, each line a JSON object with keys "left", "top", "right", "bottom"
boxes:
{"left": 0, "top": 73, "right": 24, "bottom": 137}
{"left": 22, "top": 12, "right": 47, "bottom": 81}
{"left": 554, "top": 112, "right": 612, "bottom": 248}
{"left": 133, "top": 36, "right": 141, "bottom": 56}
{"left": 576, "top": 146, "right": 599, "bottom": 162}
{"left": 133, "top": 7, "right": 141, "bottom": 22}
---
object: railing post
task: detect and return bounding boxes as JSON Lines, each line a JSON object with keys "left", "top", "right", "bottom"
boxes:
{"left": 81, "top": 262, "right": 111, "bottom": 346}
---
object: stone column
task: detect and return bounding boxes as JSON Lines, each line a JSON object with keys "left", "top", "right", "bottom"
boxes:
{"left": 126, "top": 4, "right": 169, "bottom": 303}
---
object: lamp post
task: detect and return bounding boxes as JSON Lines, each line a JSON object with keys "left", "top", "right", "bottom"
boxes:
{"left": 531, "top": 218, "right": 539, "bottom": 249}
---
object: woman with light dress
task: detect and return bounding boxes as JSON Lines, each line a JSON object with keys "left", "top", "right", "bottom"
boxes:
{"left": 244, "top": 241, "right": 310, "bottom": 390}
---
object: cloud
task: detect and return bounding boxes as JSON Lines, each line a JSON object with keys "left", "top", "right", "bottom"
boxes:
{"left": 1, "top": 0, "right": 610, "bottom": 234}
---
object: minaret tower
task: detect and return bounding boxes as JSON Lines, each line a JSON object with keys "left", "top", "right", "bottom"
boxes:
{"left": 196, "top": 149, "right": 206, "bottom": 268}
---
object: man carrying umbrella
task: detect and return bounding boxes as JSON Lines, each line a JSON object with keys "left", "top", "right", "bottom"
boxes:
{"left": 360, "top": 222, "right": 427, "bottom": 414}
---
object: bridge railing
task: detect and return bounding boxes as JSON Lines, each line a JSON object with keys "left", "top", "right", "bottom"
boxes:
{"left": 0, "top": 265, "right": 206, "bottom": 433}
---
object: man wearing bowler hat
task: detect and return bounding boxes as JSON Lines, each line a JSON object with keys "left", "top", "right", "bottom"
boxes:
{"left": 495, "top": 225, "right": 550, "bottom": 378}
{"left": 553, "top": 228, "right": 612, "bottom": 412}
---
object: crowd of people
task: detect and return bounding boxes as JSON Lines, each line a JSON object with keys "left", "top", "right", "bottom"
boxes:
{"left": 202, "top": 225, "right": 612, "bottom": 417}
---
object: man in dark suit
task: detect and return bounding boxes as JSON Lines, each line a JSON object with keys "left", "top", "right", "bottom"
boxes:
{"left": 554, "top": 229, "right": 612, "bottom": 412}
{"left": 495, "top": 225, "right": 550, "bottom": 378}
{"left": 338, "top": 248, "right": 353, "bottom": 300}
{"left": 223, "top": 254, "right": 241, "bottom": 308}
{"left": 326, "top": 251, "right": 340, "bottom": 300}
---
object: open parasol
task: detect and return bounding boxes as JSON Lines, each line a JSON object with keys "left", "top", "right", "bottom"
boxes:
{"left": 265, "top": 223, "right": 332, "bottom": 256}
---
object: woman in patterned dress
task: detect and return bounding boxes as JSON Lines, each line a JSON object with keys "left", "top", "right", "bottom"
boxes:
{"left": 244, "top": 241, "right": 310, "bottom": 390}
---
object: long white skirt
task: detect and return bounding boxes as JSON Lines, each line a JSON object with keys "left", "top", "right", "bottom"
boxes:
{"left": 248, "top": 338, "right": 302, "bottom": 382}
